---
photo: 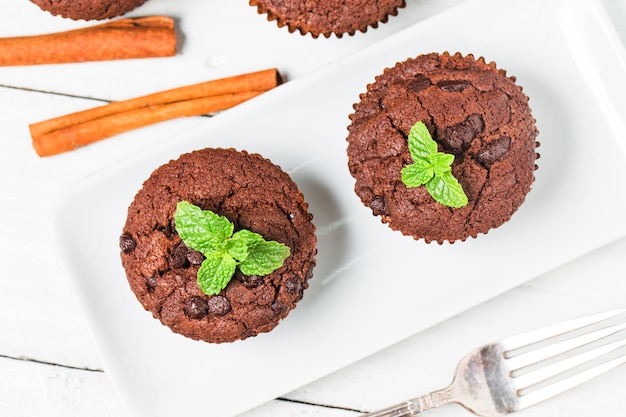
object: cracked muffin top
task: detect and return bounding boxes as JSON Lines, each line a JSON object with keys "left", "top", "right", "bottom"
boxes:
{"left": 346, "top": 52, "right": 539, "bottom": 243}
{"left": 249, "top": 0, "right": 406, "bottom": 38}
{"left": 119, "top": 148, "right": 317, "bottom": 343}
{"left": 30, "top": 0, "right": 147, "bottom": 20}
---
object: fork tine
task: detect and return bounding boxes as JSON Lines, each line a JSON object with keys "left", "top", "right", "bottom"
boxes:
{"left": 517, "top": 352, "right": 626, "bottom": 409}
{"left": 506, "top": 322, "right": 626, "bottom": 371}
{"left": 500, "top": 309, "right": 626, "bottom": 351}
{"left": 513, "top": 337, "right": 626, "bottom": 389}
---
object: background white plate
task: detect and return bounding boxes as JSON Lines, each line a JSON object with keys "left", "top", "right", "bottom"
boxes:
{"left": 51, "top": 0, "right": 626, "bottom": 416}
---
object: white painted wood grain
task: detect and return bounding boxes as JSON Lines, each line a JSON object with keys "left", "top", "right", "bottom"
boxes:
{"left": 0, "top": 0, "right": 471, "bottom": 100}
{"left": 0, "top": 356, "right": 127, "bottom": 417}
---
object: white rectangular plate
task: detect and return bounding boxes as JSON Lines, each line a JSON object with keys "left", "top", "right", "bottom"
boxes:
{"left": 51, "top": 0, "right": 626, "bottom": 416}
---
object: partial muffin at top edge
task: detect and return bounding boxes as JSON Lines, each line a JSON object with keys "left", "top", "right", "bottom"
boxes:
{"left": 249, "top": 0, "right": 406, "bottom": 38}
{"left": 346, "top": 52, "right": 540, "bottom": 243}
{"left": 30, "top": 0, "right": 147, "bottom": 20}
{"left": 119, "top": 148, "right": 317, "bottom": 343}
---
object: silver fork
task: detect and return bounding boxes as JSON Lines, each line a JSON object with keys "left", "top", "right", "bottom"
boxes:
{"left": 364, "top": 309, "right": 626, "bottom": 417}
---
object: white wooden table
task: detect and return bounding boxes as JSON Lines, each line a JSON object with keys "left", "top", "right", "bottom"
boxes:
{"left": 1, "top": 1, "right": 626, "bottom": 416}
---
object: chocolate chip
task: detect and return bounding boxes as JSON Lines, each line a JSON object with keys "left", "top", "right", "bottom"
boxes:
{"left": 271, "top": 302, "right": 288, "bottom": 315}
{"left": 169, "top": 242, "right": 189, "bottom": 268}
{"left": 437, "top": 79, "right": 471, "bottom": 92}
{"left": 235, "top": 269, "right": 264, "bottom": 288}
{"left": 408, "top": 75, "right": 432, "bottom": 92}
{"left": 184, "top": 296, "right": 209, "bottom": 320}
{"left": 475, "top": 136, "right": 511, "bottom": 167}
{"left": 466, "top": 113, "right": 484, "bottom": 131}
{"left": 242, "top": 328, "right": 257, "bottom": 339}
{"left": 284, "top": 278, "right": 302, "bottom": 295}
{"left": 370, "top": 195, "right": 389, "bottom": 216}
{"left": 208, "top": 296, "right": 231, "bottom": 316}
{"left": 144, "top": 276, "right": 158, "bottom": 290}
{"left": 156, "top": 222, "right": 173, "bottom": 237}
{"left": 304, "top": 264, "right": 315, "bottom": 281}
{"left": 440, "top": 114, "right": 484, "bottom": 152}
{"left": 244, "top": 275, "right": 264, "bottom": 288}
{"left": 186, "top": 249, "right": 205, "bottom": 266}
{"left": 119, "top": 233, "right": 136, "bottom": 254}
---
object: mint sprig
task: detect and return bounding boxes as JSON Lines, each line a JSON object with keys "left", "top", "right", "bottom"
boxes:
{"left": 174, "top": 201, "right": 290, "bottom": 296}
{"left": 401, "top": 121, "right": 468, "bottom": 208}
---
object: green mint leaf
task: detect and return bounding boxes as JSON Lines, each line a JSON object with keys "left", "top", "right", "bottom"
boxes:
{"left": 407, "top": 120, "right": 437, "bottom": 159}
{"left": 225, "top": 233, "right": 249, "bottom": 262}
{"left": 174, "top": 201, "right": 292, "bottom": 296}
{"left": 429, "top": 152, "right": 454, "bottom": 177}
{"left": 197, "top": 251, "right": 237, "bottom": 296}
{"left": 401, "top": 121, "right": 468, "bottom": 208}
{"left": 236, "top": 229, "right": 291, "bottom": 276}
{"left": 401, "top": 159, "right": 434, "bottom": 188}
{"left": 231, "top": 229, "right": 264, "bottom": 246}
{"left": 174, "top": 201, "right": 233, "bottom": 253}
{"left": 425, "top": 171, "right": 469, "bottom": 208}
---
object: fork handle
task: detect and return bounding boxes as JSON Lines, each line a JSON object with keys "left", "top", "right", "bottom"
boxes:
{"left": 362, "top": 388, "right": 453, "bottom": 417}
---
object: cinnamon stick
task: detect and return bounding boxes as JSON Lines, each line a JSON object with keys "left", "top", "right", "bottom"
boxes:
{"left": 0, "top": 16, "right": 176, "bottom": 66}
{"left": 30, "top": 68, "right": 282, "bottom": 157}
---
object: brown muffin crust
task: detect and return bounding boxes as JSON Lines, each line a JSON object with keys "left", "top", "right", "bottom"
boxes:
{"left": 249, "top": 0, "right": 406, "bottom": 38}
{"left": 120, "top": 148, "right": 317, "bottom": 343}
{"left": 346, "top": 52, "right": 539, "bottom": 243}
{"left": 30, "top": 0, "right": 147, "bottom": 20}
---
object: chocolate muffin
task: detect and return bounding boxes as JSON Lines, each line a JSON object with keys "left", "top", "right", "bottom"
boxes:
{"left": 249, "top": 0, "right": 406, "bottom": 38}
{"left": 346, "top": 52, "right": 539, "bottom": 243}
{"left": 30, "top": 0, "right": 147, "bottom": 20}
{"left": 119, "top": 148, "right": 317, "bottom": 343}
